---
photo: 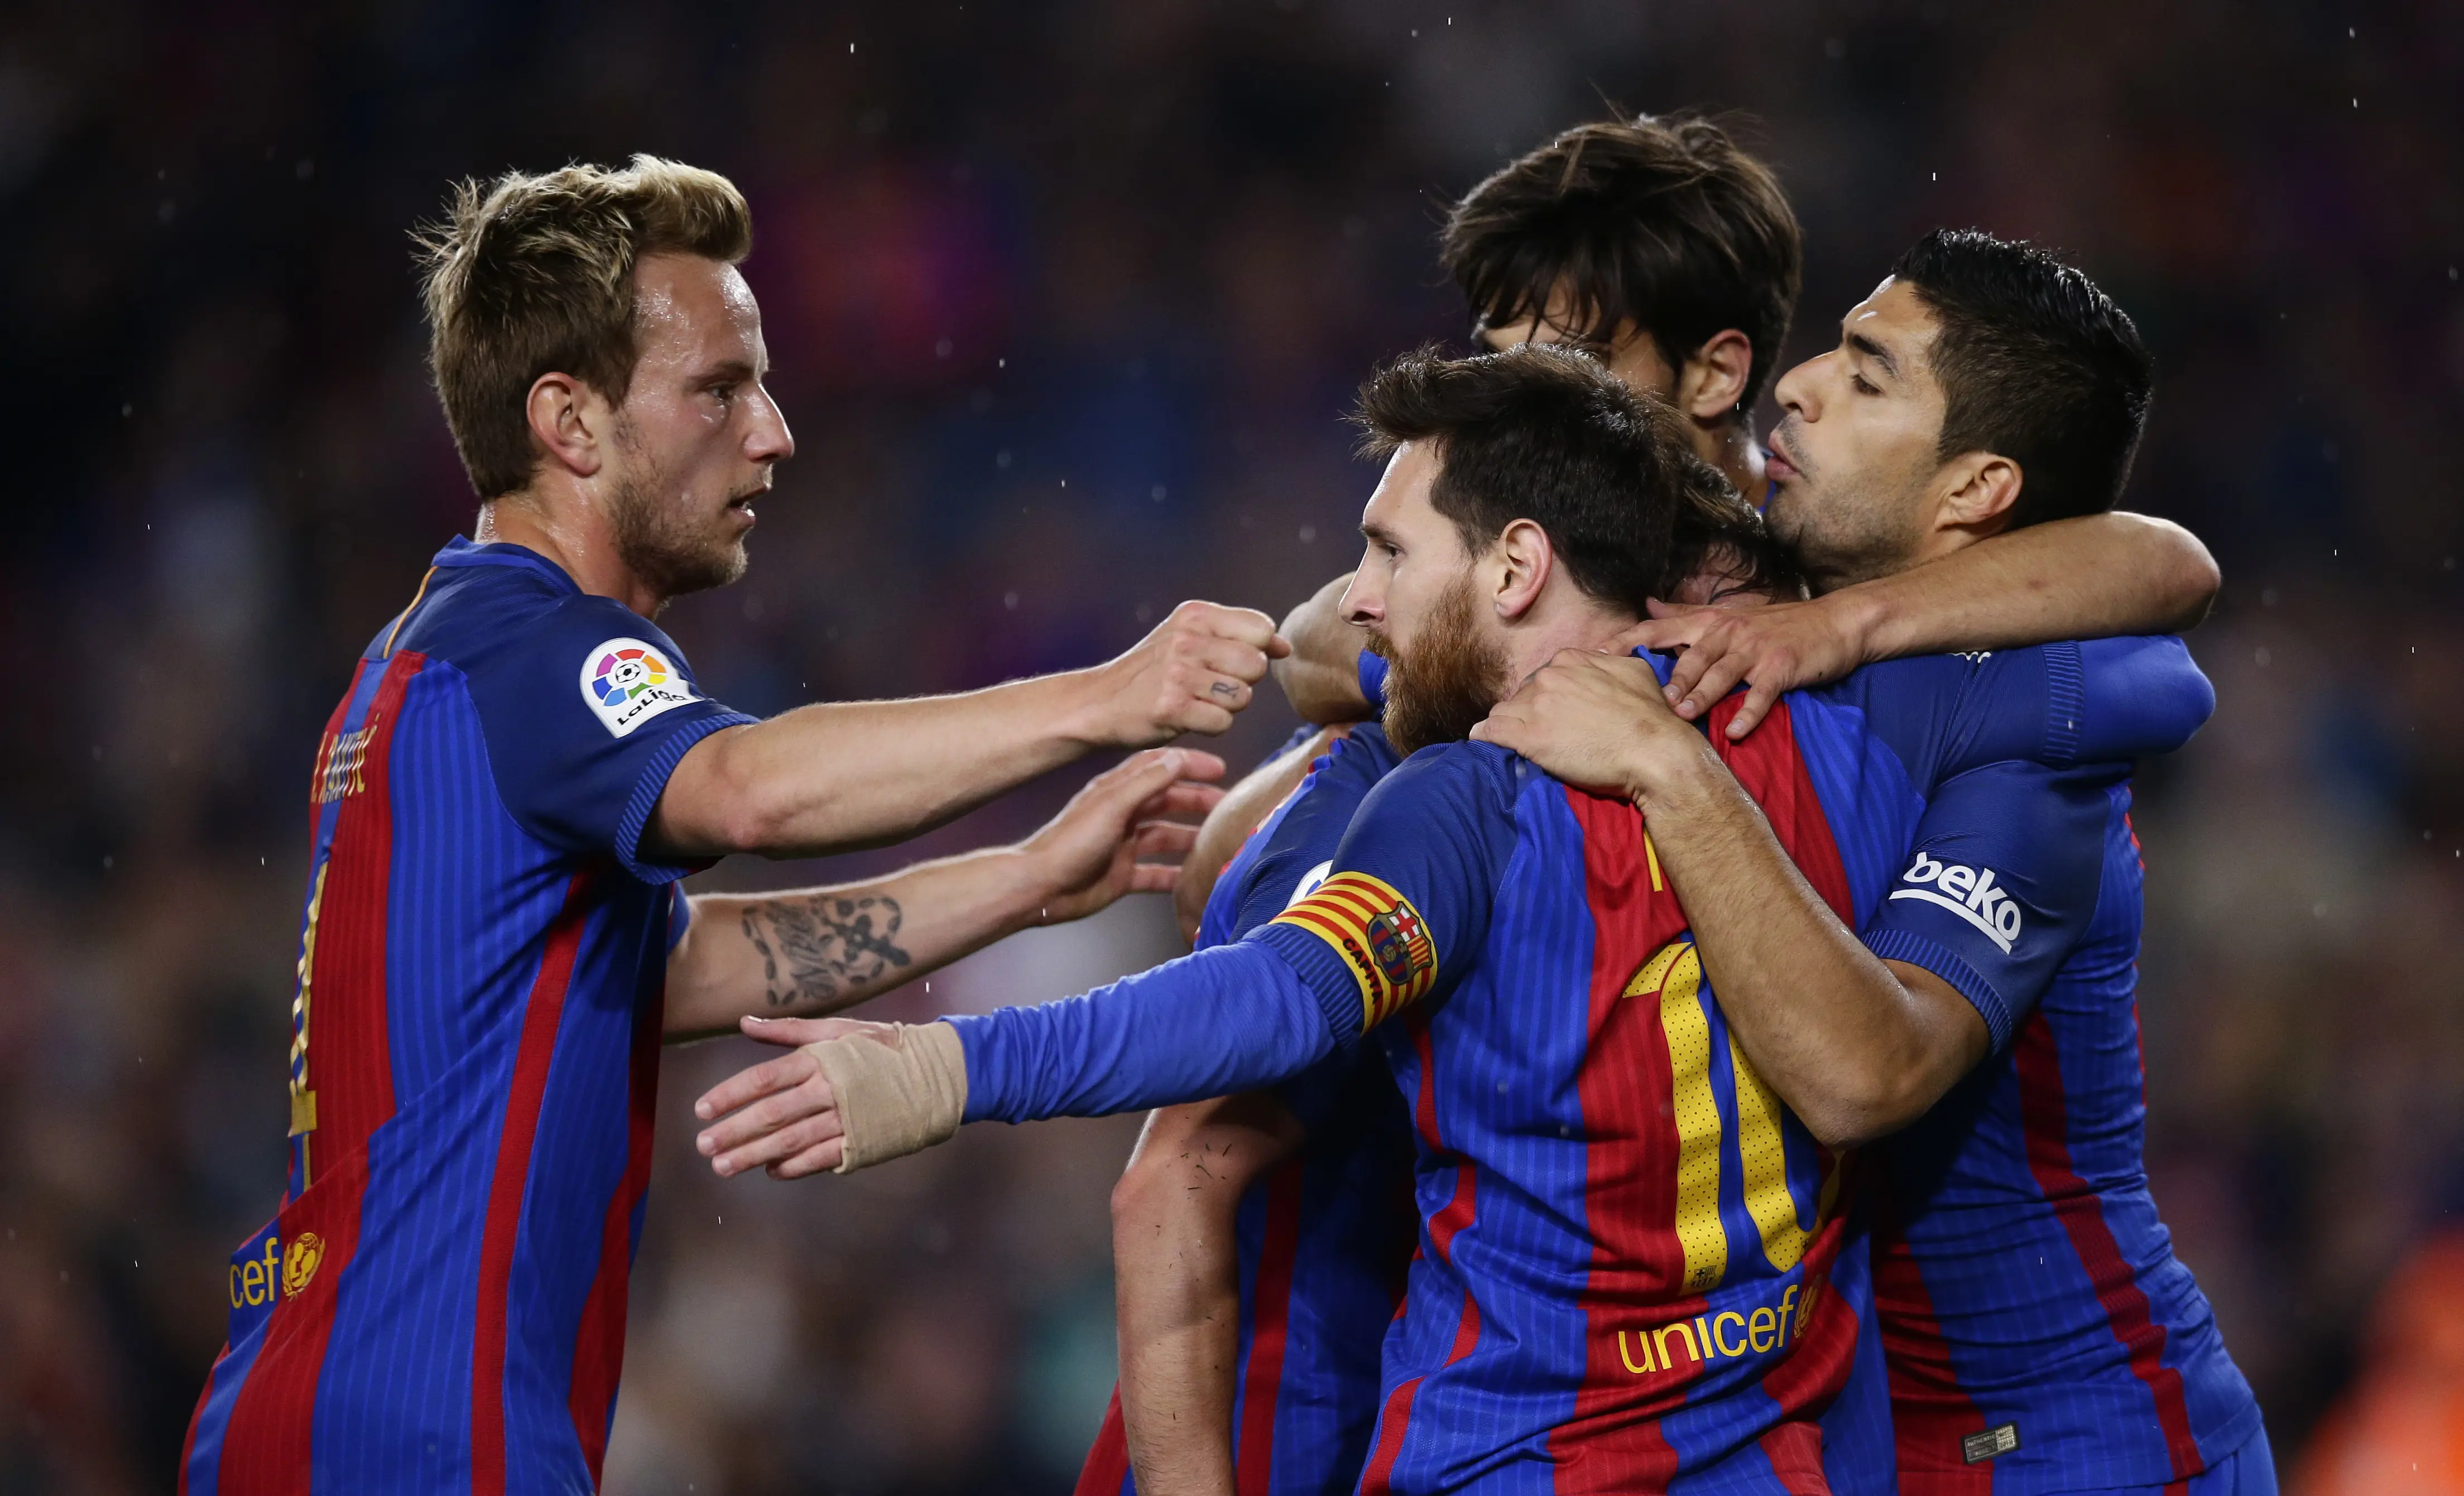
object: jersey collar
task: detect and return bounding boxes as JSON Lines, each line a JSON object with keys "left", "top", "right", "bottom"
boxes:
{"left": 430, "top": 535, "right": 582, "bottom": 594}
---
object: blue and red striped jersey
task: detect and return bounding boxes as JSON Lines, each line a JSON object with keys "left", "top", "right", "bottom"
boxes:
{"left": 182, "top": 539, "right": 753, "bottom": 1496}
{"left": 1078, "top": 725, "right": 1419, "bottom": 1496}
{"left": 1771, "top": 640, "right": 2260, "bottom": 1493}
{"left": 1861, "top": 826, "right": 2262, "bottom": 1488}
{"left": 960, "top": 637, "right": 2228, "bottom": 1495}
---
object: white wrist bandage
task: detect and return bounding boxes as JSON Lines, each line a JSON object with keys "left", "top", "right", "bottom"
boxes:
{"left": 803, "top": 1021, "right": 968, "bottom": 1173}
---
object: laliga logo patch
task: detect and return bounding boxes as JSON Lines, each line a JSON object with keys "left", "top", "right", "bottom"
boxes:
{"left": 580, "top": 637, "right": 699, "bottom": 738}
{"left": 1890, "top": 851, "right": 2023, "bottom": 953}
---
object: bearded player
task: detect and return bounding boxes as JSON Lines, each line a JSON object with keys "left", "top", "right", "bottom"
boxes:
{"left": 691, "top": 344, "right": 2217, "bottom": 1492}
{"left": 180, "top": 157, "right": 1283, "bottom": 1496}
{"left": 1083, "top": 115, "right": 2225, "bottom": 1496}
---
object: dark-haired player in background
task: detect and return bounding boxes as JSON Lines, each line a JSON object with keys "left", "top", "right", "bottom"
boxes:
{"left": 1485, "top": 232, "right": 2270, "bottom": 1494}
{"left": 1088, "top": 116, "right": 2227, "bottom": 1496}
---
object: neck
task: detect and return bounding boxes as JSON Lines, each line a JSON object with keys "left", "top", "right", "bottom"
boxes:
{"left": 477, "top": 488, "right": 664, "bottom": 618}
{"left": 1497, "top": 594, "right": 1637, "bottom": 687}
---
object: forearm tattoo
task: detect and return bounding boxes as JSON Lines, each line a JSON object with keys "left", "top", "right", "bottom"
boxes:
{"left": 741, "top": 894, "right": 911, "bottom": 1009}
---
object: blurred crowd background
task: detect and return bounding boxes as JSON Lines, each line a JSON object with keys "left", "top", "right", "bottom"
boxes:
{"left": 2, "top": 1, "right": 2460, "bottom": 1491}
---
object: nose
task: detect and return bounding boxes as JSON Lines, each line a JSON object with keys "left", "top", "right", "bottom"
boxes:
{"left": 748, "top": 386, "right": 795, "bottom": 465}
{"left": 1339, "top": 569, "right": 1379, "bottom": 628}
{"left": 1772, "top": 354, "right": 1819, "bottom": 421}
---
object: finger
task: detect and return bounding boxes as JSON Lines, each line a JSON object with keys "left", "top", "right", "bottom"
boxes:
{"left": 769, "top": 1137, "right": 847, "bottom": 1179}
{"left": 1174, "top": 702, "right": 1236, "bottom": 736}
{"left": 1264, "top": 631, "right": 1293, "bottom": 660}
{"left": 693, "top": 1048, "right": 818, "bottom": 1121}
{"left": 1200, "top": 675, "right": 1255, "bottom": 713}
{"left": 1164, "top": 748, "right": 1227, "bottom": 782}
{"left": 1192, "top": 636, "right": 1274, "bottom": 685}
{"left": 1134, "top": 821, "right": 1200, "bottom": 857}
{"left": 1178, "top": 601, "right": 1280, "bottom": 653}
{"left": 712, "top": 1107, "right": 847, "bottom": 1178}
{"left": 1726, "top": 677, "right": 1783, "bottom": 740}
{"left": 736, "top": 1014, "right": 856, "bottom": 1050}
{"left": 1147, "top": 783, "right": 1224, "bottom": 820}
{"left": 1675, "top": 652, "right": 1755, "bottom": 721}
{"left": 698, "top": 1074, "right": 835, "bottom": 1158}
{"left": 1645, "top": 598, "right": 1710, "bottom": 620}
{"left": 1663, "top": 634, "right": 1721, "bottom": 704}
{"left": 1125, "top": 863, "right": 1181, "bottom": 894}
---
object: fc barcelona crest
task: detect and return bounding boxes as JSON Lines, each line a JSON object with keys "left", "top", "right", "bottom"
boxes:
{"left": 1366, "top": 904, "right": 1430, "bottom": 988}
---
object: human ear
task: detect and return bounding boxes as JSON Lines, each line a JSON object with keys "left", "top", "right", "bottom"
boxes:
{"left": 524, "top": 372, "right": 611, "bottom": 480}
{"left": 1932, "top": 451, "right": 2023, "bottom": 536}
{"left": 1678, "top": 329, "right": 1755, "bottom": 421}
{"left": 1491, "top": 518, "right": 1554, "bottom": 622}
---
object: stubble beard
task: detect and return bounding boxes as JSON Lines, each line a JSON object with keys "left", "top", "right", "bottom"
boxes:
{"left": 608, "top": 430, "right": 752, "bottom": 605}
{"left": 1370, "top": 570, "right": 1510, "bottom": 758}
{"left": 1764, "top": 419, "right": 1925, "bottom": 596}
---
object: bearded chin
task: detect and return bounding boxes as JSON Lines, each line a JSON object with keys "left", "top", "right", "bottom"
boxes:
{"left": 1376, "top": 574, "right": 1509, "bottom": 758}
{"left": 609, "top": 465, "right": 750, "bottom": 603}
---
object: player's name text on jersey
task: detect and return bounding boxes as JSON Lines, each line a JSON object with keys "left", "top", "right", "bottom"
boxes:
{"left": 1612, "top": 1279, "right": 1822, "bottom": 1379}
{"left": 1888, "top": 850, "right": 2023, "bottom": 953}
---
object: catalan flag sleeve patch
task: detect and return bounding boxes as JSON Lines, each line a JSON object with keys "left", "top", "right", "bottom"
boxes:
{"left": 1268, "top": 872, "right": 1440, "bottom": 1031}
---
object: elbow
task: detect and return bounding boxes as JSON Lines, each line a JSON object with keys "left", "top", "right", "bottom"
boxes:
{"left": 1794, "top": 1068, "right": 1938, "bottom": 1152}
{"left": 2159, "top": 526, "right": 2222, "bottom": 633}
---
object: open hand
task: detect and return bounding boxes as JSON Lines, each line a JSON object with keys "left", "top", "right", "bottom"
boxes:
{"left": 693, "top": 1015, "right": 877, "bottom": 1178}
{"left": 1615, "top": 595, "right": 1866, "bottom": 739}
{"left": 1472, "top": 649, "right": 1714, "bottom": 805}
{"left": 1094, "top": 600, "right": 1290, "bottom": 744}
{"left": 1024, "top": 747, "right": 1227, "bottom": 924}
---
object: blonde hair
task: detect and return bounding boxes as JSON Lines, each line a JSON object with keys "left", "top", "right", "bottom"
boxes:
{"left": 416, "top": 155, "right": 752, "bottom": 499}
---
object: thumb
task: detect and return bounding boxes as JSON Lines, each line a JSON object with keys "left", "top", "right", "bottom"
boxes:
{"left": 1645, "top": 597, "right": 1708, "bottom": 620}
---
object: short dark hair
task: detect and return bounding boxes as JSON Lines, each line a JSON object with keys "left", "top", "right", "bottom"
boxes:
{"left": 1442, "top": 113, "right": 1803, "bottom": 412}
{"left": 1353, "top": 344, "right": 1797, "bottom": 611}
{"left": 1890, "top": 229, "right": 2155, "bottom": 529}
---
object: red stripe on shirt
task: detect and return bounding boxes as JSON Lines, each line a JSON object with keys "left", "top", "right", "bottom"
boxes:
{"left": 2014, "top": 1011, "right": 2203, "bottom": 1480}
{"left": 1359, "top": 1292, "right": 1482, "bottom": 1496}
{"left": 1233, "top": 1161, "right": 1309, "bottom": 1496}
{"left": 564, "top": 934, "right": 665, "bottom": 1480}
{"left": 1552, "top": 787, "right": 1691, "bottom": 1490}
{"left": 470, "top": 868, "right": 595, "bottom": 1496}
{"left": 1072, "top": 1391, "right": 1134, "bottom": 1496}
{"left": 1873, "top": 1185, "right": 1992, "bottom": 1492}
{"left": 213, "top": 652, "right": 422, "bottom": 1494}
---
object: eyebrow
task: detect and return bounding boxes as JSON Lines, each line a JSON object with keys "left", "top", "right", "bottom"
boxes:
{"left": 698, "top": 358, "right": 759, "bottom": 386}
{"left": 1360, "top": 519, "right": 1401, "bottom": 546}
{"left": 1844, "top": 331, "right": 1899, "bottom": 381}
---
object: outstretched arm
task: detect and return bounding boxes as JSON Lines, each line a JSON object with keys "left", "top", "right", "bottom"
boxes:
{"left": 664, "top": 748, "right": 1223, "bottom": 1041}
{"left": 1112, "top": 1097, "right": 1307, "bottom": 1496}
{"left": 1632, "top": 512, "right": 2219, "bottom": 737}
{"left": 649, "top": 601, "right": 1286, "bottom": 860}
{"left": 1271, "top": 574, "right": 1376, "bottom": 725}
{"left": 689, "top": 749, "right": 1501, "bottom": 1176}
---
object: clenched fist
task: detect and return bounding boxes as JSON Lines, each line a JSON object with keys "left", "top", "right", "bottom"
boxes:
{"left": 1084, "top": 600, "right": 1289, "bottom": 745}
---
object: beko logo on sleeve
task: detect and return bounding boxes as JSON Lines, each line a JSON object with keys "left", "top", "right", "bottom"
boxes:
{"left": 1889, "top": 851, "right": 2023, "bottom": 953}
{"left": 580, "top": 638, "right": 700, "bottom": 738}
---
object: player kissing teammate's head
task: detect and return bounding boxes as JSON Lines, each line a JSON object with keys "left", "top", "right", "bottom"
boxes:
{"left": 418, "top": 156, "right": 793, "bottom": 605}
{"left": 1343, "top": 344, "right": 1795, "bottom": 756}
{"left": 1763, "top": 228, "right": 2154, "bottom": 594}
